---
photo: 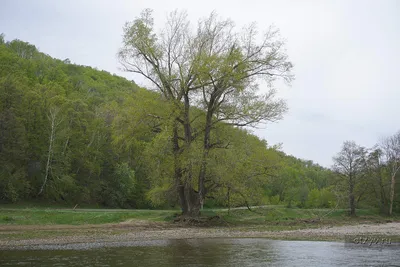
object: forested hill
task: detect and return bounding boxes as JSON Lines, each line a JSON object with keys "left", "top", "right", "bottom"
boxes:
{"left": 0, "top": 37, "right": 335, "bottom": 209}
{"left": 0, "top": 37, "right": 142, "bottom": 206}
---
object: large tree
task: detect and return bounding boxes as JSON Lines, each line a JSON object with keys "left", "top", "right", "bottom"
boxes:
{"left": 118, "top": 9, "right": 293, "bottom": 216}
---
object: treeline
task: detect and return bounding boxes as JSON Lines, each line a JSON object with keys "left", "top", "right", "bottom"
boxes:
{"left": 332, "top": 136, "right": 400, "bottom": 216}
{"left": 0, "top": 36, "right": 146, "bottom": 207}
{"left": 0, "top": 35, "right": 397, "bottom": 215}
{"left": 0, "top": 36, "right": 334, "bottom": 209}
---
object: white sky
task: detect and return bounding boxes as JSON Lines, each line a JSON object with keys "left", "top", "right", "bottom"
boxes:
{"left": 1, "top": 0, "right": 399, "bottom": 167}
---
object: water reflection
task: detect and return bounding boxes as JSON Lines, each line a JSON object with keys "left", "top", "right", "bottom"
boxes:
{"left": 0, "top": 238, "right": 399, "bottom": 267}
{"left": 167, "top": 239, "right": 221, "bottom": 265}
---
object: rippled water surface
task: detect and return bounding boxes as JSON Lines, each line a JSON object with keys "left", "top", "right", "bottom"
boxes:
{"left": 1, "top": 238, "right": 399, "bottom": 266}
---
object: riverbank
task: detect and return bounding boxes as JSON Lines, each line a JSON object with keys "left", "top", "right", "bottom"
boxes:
{"left": 1, "top": 206, "right": 399, "bottom": 249}
{"left": 1, "top": 220, "right": 400, "bottom": 250}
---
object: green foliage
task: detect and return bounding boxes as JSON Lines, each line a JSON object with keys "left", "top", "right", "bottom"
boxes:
{"left": 306, "top": 188, "right": 336, "bottom": 208}
{"left": 2, "top": 36, "right": 394, "bottom": 213}
{"left": 119, "top": 10, "right": 294, "bottom": 215}
{"left": 265, "top": 152, "right": 335, "bottom": 209}
{"left": 0, "top": 38, "right": 141, "bottom": 207}
{"left": 0, "top": 37, "right": 334, "bottom": 209}
{"left": 100, "top": 163, "right": 136, "bottom": 208}
{"left": 269, "top": 195, "right": 281, "bottom": 205}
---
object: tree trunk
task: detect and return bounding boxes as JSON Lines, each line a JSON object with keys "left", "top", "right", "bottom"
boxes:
{"left": 198, "top": 143, "right": 209, "bottom": 210}
{"left": 38, "top": 109, "right": 58, "bottom": 195}
{"left": 198, "top": 110, "right": 213, "bottom": 211}
{"left": 198, "top": 153, "right": 207, "bottom": 210}
{"left": 178, "top": 184, "right": 188, "bottom": 214}
{"left": 177, "top": 95, "right": 202, "bottom": 216}
{"left": 349, "top": 177, "right": 356, "bottom": 216}
{"left": 172, "top": 121, "right": 188, "bottom": 214}
{"left": 173, "top": 99, "right": 201, "bottom": 217}
{"left": 378, "top": 173, "right": 387, "bottom": 215}
{"left": 389, "top": 174, "right": 396, "bottom": 216}
{"left": 178, "top": 183, "right": 201, "bottom": 216}
{"left": 227, "top": 186, "right": 231, "bottom": 215}
{"left": 184, "top": 184, "right": 201, "bottom": 216}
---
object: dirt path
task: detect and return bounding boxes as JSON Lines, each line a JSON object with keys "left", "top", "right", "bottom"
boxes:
{"left": 1, "top": 222, "right": 399, "bottom": 250}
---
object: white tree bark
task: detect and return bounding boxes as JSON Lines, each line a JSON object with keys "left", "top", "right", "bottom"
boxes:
{"left": 38, "top": 107, "right": 62, "bottom": 195}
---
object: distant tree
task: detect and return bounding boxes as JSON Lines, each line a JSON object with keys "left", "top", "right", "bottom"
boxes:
{"left": 7, "top": 39, "right": 37, "bottom": 59}
{"left": 381, "top": 131, "right": 400, "bottom": 216}
{"left": 363, "top": 147, "right": 391, "bottom": 214}
{"left": 332, "top": 141, "right": 366, "bottom": 216}
{"left": 0, "top": 78, "right": 29, "bottom": 202}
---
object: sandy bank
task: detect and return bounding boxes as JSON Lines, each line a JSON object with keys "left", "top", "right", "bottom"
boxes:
{"left": 0, "top": 222, "right": 399, "bottom": 250}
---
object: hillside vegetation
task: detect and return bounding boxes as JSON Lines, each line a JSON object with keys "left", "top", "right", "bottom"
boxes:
{"left": 0, "top": 35, "right": 398, "bottom": 215}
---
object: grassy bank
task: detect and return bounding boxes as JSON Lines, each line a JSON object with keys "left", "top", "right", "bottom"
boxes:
{"left": 0, "top": 205, "right": 397, "bottom": 227}
{"left": 0, "top": 205, "right": 399, "bottom": 245}
{"left": 222, "top": 207, "right": 397, "bottom": 227}
{"left": 0, "top": 208, "right": 177, "bottom": 225}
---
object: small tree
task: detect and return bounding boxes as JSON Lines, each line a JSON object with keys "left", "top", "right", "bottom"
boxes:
{"left": 381, "top": 131, "right": 400, "bottom": 216}
{"left": 363, "top": 147, "right": 389, "bottom": 214}
{"left": 332, "top": 141, "right": 366, "bottom": 216}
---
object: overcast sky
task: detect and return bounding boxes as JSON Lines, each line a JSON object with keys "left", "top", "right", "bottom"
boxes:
{"left": 1, "top": 0, "right": 399, "bottom": 167}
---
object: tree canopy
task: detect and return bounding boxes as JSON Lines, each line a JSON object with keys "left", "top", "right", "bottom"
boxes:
{"left": 0, "top": 29, "right": 398, "bottom": 216}
{"left": 118, "top": 9, "right": 293, "bottom": 216}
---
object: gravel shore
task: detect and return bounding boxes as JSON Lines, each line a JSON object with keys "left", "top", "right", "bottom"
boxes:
{"left": 1, "top": 222, "right": 399, "bottom": 250}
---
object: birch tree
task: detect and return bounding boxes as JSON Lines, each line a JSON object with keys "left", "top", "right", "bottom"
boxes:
{"left": 38, "top": 107, "right": 63, "bottom": 195}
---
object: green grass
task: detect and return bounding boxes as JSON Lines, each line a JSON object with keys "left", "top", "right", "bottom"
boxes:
{"left": 216, "top": 207, "right": 398, "bottom": 228}
{"left": 0, "top": 208, "right": 178, "bottom": 225}
{"left": 0, "top": 200, "right": 106, "bottom": 209}
{"left": 0, "top": 205, "right": 397, "bottom": 226}
{"left": 0, "top": 205, "right": 398, "bottom": 243}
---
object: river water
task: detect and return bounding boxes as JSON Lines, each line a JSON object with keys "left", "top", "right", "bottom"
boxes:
{"left": 0, "top": 238, "right": 399, "bottom": 266}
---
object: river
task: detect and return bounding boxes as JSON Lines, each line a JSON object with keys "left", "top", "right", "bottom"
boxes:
{"left": 0, "top": 238, "right": 399, "bottom": 266}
